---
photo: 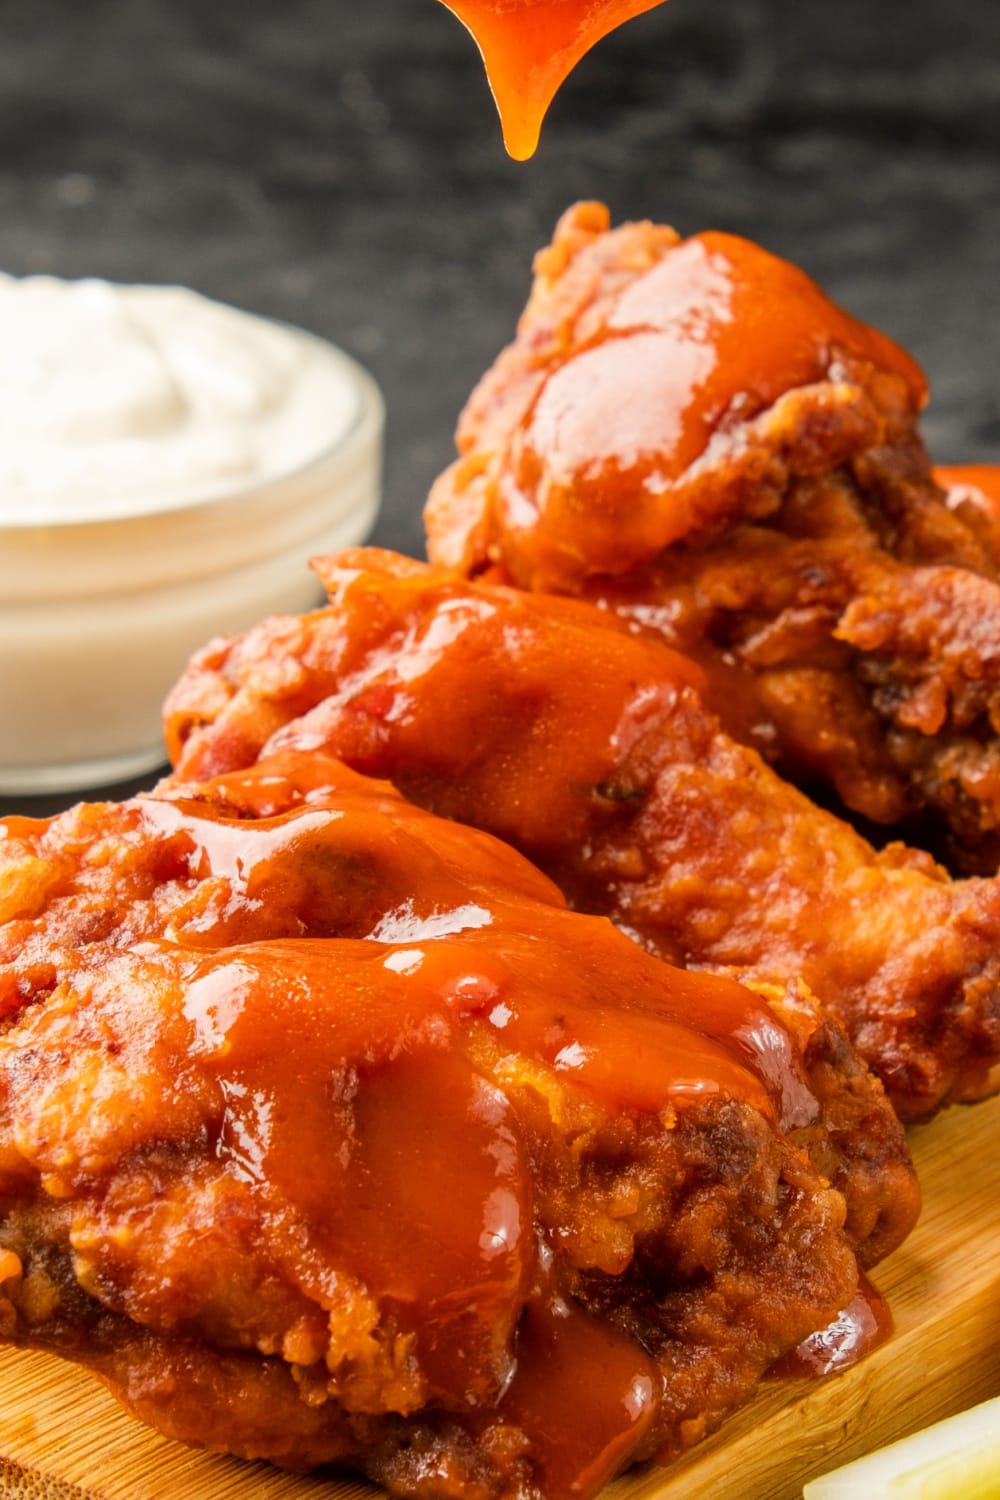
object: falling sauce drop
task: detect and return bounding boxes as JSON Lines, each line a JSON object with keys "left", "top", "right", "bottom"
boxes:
{"left": 438, "top": 0, "right": 671, "bottom": 160}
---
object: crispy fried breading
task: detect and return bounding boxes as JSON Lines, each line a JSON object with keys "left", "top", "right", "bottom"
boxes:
{"left": 0, "top": 752, "right": 901, "bottom": 1498}
{"left": 425, "top": 203, "right": 1000, "bottom": 866}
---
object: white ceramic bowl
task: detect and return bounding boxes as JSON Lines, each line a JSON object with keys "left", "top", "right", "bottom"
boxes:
{"left": 0, "top": 331, "right": 383, "bottom": 794}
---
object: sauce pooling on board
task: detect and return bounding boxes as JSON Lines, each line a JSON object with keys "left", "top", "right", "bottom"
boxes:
{"left": 438, "top": 0, "right": 670, "bottom": 159}
{"left": 770, "top": 1273, "right": 893, "bottom": 1380}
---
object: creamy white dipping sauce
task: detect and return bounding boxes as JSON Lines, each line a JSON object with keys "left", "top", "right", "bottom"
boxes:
{"left": 0, "top": 277, "right": 383, "bottom": 794}
{"left": 0, "top": 273, "right": 362, "bottom": 524}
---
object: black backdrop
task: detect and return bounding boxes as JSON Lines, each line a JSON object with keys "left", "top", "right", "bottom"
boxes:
{"left": 1, "top": 0, "right": 997, "bottom": 561}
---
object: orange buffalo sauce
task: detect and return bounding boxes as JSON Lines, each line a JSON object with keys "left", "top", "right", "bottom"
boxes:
{"left": 935, "top": 462, "right": 1000, "bottom": 524}
{"left": 0, "top": 748, "right": 850, "bottom": 1496}
{"left": 771, "top": 1273, "right": 893, "bottom": 1380}
{"left": 935, "top": 463, "right": 1000, "bottom": 558}
{"left": 428, "top": 209, "right": 928, "bottom": 589}
{"left": 438, "top": 0, "right": 671, "bottom": 159}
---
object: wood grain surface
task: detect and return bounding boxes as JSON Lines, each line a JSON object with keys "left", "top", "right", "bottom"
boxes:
{"left": 1, "top": 1093, "right": 998, "bottom": 1500}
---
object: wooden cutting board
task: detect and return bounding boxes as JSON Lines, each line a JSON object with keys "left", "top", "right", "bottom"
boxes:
{"left": 2, "top": 1093, "right": 998, "bottom": 1500}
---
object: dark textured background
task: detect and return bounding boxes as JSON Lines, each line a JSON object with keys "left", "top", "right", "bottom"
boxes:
{"left": 2, "top": 0, "right": 998, "bottom": 560}
{"left": 2, "top": 0, "right": 998, "bottom": 809}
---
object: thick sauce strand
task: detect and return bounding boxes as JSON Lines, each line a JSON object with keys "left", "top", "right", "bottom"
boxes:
{"left": 438, "top": 0, "right": 670, "bottom": 159}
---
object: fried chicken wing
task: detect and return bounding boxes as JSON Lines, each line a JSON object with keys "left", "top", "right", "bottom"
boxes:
{"left": 164, "top": 550, "right": 1000, "bottom": 1124}
{"left": 0, "top": 750, "right": 908, "bottom": 1498}
{"left": 424, "top": 203, "right": 1000, "bottom": 866}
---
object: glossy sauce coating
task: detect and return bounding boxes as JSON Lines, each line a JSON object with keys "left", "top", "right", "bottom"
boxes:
{"left": 166, "top": 555, "right": 707, "bottom": 858}
{"left": 936, "top": 462, "right": 1000, "bottom": 540}
{"left": 2, "top": 753, "right": 801, "bottom": 1128}
{"left": 152, "top": 793, "right": 795, "bottom": 1129}
{"left": 424, "top": 206, "right": 1000, "bottom": 889}
{"left": 534, "top": 231, "right": 925, "bottom": 480}
{"left": 0, "top": 750, "right": 864, "bottom": 1497}
{"left": 493, "top": 231, "right": 927, "bottom": 588}
{"left": 182, "top": 943, "right": 533, "bottom": 1407}
{"left": 935, "top": 464, "right": 1000, "bottom": 508}
{"left": 163, "top": 551, "right": 931, "bottom": 1268}
{"left": 771, "top": 1272, "right": 892, "bottom": 1379}
{"left": 498, "top": 1291, "right": 660, "bottom": 1497}
{"left": 168, "top": 550, "right": 1000, "bottom": 1129}
{"left": 437, "top": 0, "right": 669, "bottom": 160}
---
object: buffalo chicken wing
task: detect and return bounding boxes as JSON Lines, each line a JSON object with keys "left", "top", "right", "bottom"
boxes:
{"left": 0, "top": 751, "right": 916, "bottom": 1497}
{"left": 425, "top": 203, "right": 1000, "bottom": 867}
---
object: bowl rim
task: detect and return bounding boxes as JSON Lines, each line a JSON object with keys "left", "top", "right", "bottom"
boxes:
{"left": 0, "top": 318, "right": 384, "bottom": 534}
